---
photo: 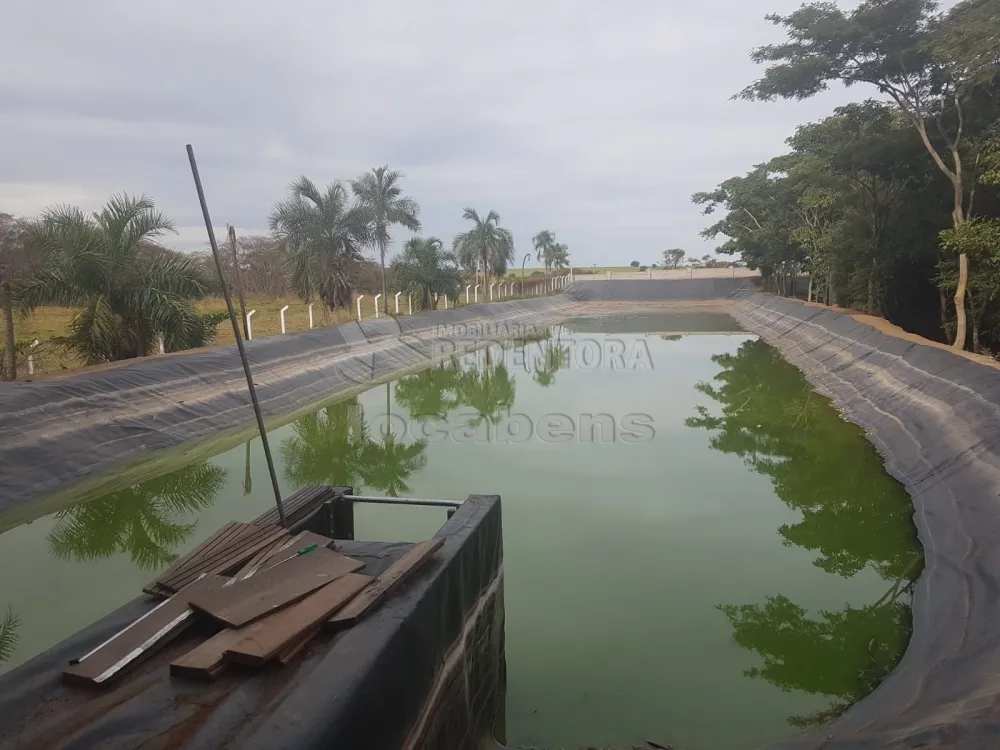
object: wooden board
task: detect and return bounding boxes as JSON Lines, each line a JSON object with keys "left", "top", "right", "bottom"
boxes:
{"left": 65, "top": 575, "right": 226, "bottom": 686}
{"left": 170, "top": 526, "right": 289, "bottom": 591}
{"left": 327, "top": 539, "right": 443, "bottom": 630}
{"left": 170, "top": 627, "right": 248, "bottom": 681}
{"left": 241, "top": 531, "right": 336, "bottom": 579}
{"left": 145, "top": 523, "right": 289, "bottom": 597}
{"left": 252, "top": 486, "right": 336, "bottom": 527}
{"left": 143, "top": 522, "right": 243, "bottom": 596}
{"left": 187, "top": 546, "right": 364, "bottom": 628}
{"left": 225, "top": 573, "right": 372, "bottom": 666}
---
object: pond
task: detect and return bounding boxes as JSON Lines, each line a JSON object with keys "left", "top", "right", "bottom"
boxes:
{"left": 0, "top": 312, "right": 922, "bottom": 750}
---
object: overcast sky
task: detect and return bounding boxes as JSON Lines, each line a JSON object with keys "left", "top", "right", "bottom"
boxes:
{"left": 1, "top": 0, "right": 891, "bottom": 266}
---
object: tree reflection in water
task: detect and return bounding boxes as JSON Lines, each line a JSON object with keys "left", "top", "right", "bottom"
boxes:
{"left": 687, "top": 339, "right": 922, "bottom": 728}
{"left": 281, "top": 395, "right": 428, "bottom": 497}
{"left": 47, "top": 462, "right": 226, "bottom": 571}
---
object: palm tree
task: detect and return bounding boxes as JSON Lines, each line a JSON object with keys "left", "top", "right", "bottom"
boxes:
{"left": 47, "top": 462, "right": 226, "bottom": 571}
{"left": 19, "top": 195, "right": 211, "bottom": 364}
{"left": 533, "top": 230, "right": 556, "bottom": 272}
{"left": 550, "top": 242, "right": 570, "bottom": 271}
{"left": 270, "top": 177, "right": 371, "bottom": 310}
{"left": 453, "top": 209, "right": 515, "bottom": 295}
{"left": 351, "top": 166, "right": 421, "bottom": 313}
{"left": 391, "top": 237, "right": 462, "bottom": 310}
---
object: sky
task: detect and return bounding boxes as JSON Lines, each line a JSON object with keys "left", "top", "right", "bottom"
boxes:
{"left": 1, "top": 0, "right": 896, "bottom": 267}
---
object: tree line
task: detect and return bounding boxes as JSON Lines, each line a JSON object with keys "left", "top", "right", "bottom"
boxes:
{"left": 0, "top": 168, "right": 573, "bottom": 374}
{"left": 696, "top": 0, "right": 1000, "bottom": 352}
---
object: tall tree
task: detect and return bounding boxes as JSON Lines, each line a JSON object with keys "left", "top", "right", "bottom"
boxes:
{"left": 453, "top": 209, "right": 515, "bottom": 296}
{"left": 351, "top": 166, "right": 421, "bottom": 313}
{"left": 19, "top": 195, "right": 212, "bottom": 364}
{"left": 533, "top": 230, "right": 556, "bottom": 272}
{"left": 663, "top": 248, "right": 686, "bottom": 268}
{"left": 550, "top": 242, "right": 570, "bottom": 270}
{"left": 738, "top": 0, "right": 1000, "bottom": 349}
{"left": 270, "top": 177, "right": 371, "bottom": 310}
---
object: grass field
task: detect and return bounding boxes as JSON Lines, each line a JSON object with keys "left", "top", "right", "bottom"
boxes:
{"left": 1, "top": 282, "right": 562, "bottom": 379}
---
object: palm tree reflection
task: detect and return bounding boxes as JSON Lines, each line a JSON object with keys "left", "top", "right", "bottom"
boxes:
{"left": 47, "top": 462, "right": 226, "bottom": 571}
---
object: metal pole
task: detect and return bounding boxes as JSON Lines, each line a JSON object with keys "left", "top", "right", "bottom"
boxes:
{"left": 227, "top": 225, "right": 249, "bottom": 339}
{"left": 186, "top": 145, "right": 287, "bottom": 527}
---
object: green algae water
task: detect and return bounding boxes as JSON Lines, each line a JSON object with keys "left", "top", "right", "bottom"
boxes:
{"left": 0, "top": 313, "right": 921, "bottom": 749}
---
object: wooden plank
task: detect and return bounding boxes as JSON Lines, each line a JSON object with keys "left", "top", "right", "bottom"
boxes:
{"left": 156, "top": 522, "right": 260, "bottom": 592}
{"left": 224, "top": 573, "right": 372, "bottom": 666}
{"left": 255, "top": 531, "right": 334, "bottom": 572}
{"left": 142, "top": 522, "right": 242, "bottom": 596}
{"left": 253, "top": 485, "right": 335, "bottom": 527}
{"left": 276, "top": 628, "right": 316, "bottom": 666}
{"left": 327, "top": 539, "right": 443, "bottom": 630}
{"left": 169, "top": 627, "right": 247, "bottom": 681}
{"left": 64, "top": 575, "right": 226, "bottom": 686}
{"left": 188, "top": 546, "right": 364, "bottom": 628}
{"left": 233, "top": 533, "right": 294, "bottom": 580}
{"left": 164, "top": 523, "right": 270, "bottom": 583}
{"left": 169, "top": 525, "right": 288, "bottom": 591}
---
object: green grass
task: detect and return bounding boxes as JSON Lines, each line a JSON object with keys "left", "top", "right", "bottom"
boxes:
{"left": 2, "top": 285, "right": 562, "bottom": 378}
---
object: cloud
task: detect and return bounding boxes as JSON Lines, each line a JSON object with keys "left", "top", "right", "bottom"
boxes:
{"left": 0, "top": 0, "right": 896, "bottom": 263}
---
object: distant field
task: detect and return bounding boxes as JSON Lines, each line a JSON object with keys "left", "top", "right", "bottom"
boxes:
{"left": 1, "top": 285, "right": 559, "bottom": 378}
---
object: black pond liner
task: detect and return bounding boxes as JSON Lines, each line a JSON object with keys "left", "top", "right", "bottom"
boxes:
{"left": 725, "top": 292, "right": 1000, "bottom": 749}
{"left": 5, "top": 278, "right": 1000, "bottom": 748}
{"left": 0, "top": 296, "right": 574, "bottom": 513}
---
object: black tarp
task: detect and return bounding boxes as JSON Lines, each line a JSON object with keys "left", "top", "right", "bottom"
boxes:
{"left": 729, "top": 292, "right": 1000, "bottom": 749}
{"left": 0, "top": 494, "right": 504, "bottom": 750}
{"left": 0, "top": 296, "right": 572, "bottom": 514}
{"left": 565, "top": 277, "right": 753, "bottom": 301}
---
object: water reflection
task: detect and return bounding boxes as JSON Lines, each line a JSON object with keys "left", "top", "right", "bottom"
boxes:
{"left": 47, "top": 462, "right": 227, "bottom": 571}
{"left": 395, "top": 360, "right": 462, "bottom": 419}
{"left": 0, "top": 609, "right": 18, "bottom": 665}
{"left": 687, "top": 339, "right": 921, "bottom": 728}
{"left": 455, "top": 349, "right": 516, "bottom": 427}
{"left": 280, "top": 395, "right": 429, "bottom": 497}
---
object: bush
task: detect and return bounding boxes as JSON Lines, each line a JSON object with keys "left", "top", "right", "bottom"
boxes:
{"left": 639, "top": 266, "right": 648, "bottom": 272}
{"left": 630, "top": 260, "right": 640, "bottom": 267}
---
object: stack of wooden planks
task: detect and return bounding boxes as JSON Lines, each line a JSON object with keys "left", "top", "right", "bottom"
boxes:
{"left": 63, "top": 524, "right": 444, "bottom": 687}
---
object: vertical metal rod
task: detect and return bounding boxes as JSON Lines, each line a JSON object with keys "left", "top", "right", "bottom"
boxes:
{"left": 186, "top": 144, "right": 287, "bottom": 527}
{"left": 227, "top": 225, "right": 249, "bottom": 339}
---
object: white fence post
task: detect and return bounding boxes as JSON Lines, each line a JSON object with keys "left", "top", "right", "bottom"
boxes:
{"left": 466, "top": 285, "right": 471, "bottom": 304}
{"left": 28, "top": 339, "right": 39, "bottom": 375}
{"left": 408, "top": 294, "right": 412, "bottom": 315}
{"left": 474, "top": 285, "right": 480, "bottom": 303}
{"left": 443, "top": 294, "right": 448, "bottom": 309}
{"left": 157, "top": 334, "right": 165, "bottom": 354}
{"left": 395, "top": 291, "right": 401, "bottom": 314}
{"left": 356, "top": 296, "right": 364, "bottom": 322}
{"left": 490, "top": 283, "right": 495, "bottom": 301}
{"left": 374, "top": 293, "right": 382, "bottom": 319}
{"left": 279, "top": 304, "right": 289, "bottom": 334}
{"left": 308, "top": 303, "right": 314, "bottom": 329}
{"left": 245, "top": 310, "right": 256, "bottom": 341}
